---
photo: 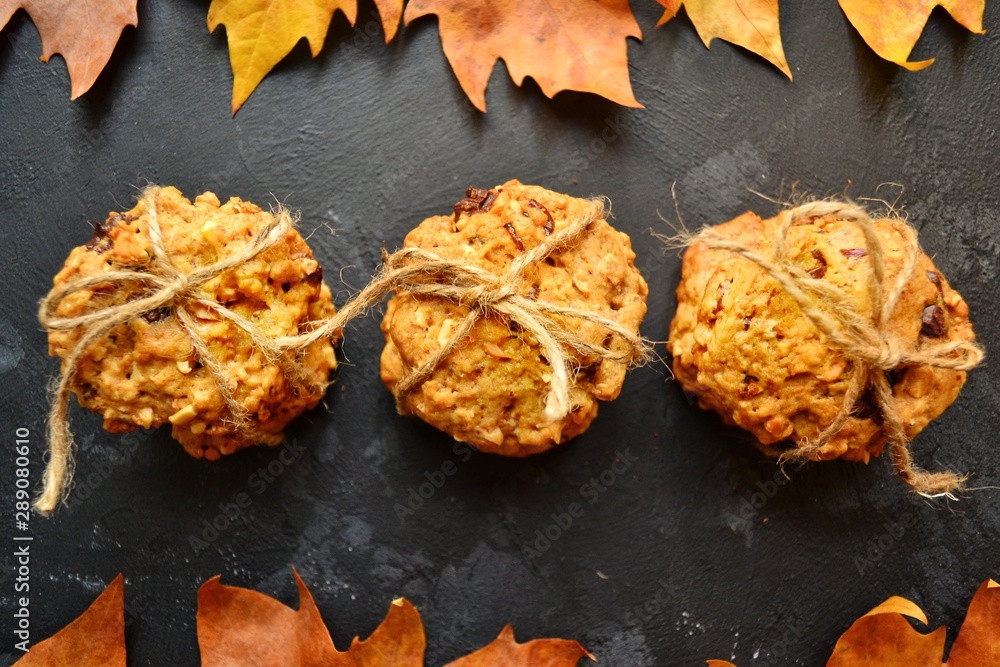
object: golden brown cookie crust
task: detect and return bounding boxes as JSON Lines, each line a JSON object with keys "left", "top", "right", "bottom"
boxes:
{"left": 380, "top": 180, "right": 648, "bottom": 456}
{"left": 668, "top": 210, "right": 976, "bottom": 463}
{"left": 48, "top": 187, "right": 337, "bottom": 460}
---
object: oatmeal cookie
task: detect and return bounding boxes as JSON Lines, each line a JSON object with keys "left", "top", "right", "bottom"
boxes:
{"left": 668, "top": 209, "right": 976, "bottom": 463}
{"left": 47, "top": 187, "right": 337, "bottom": 460}
{"left": 380, "top": 180, "right": 648, "bottom": 456}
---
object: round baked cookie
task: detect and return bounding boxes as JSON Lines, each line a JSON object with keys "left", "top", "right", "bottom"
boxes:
{"left": 668, "top": 209, "right": 977, "bottom": 463}
{"left": 47, "top": 187, "right": 338, "bottom": 460}
{"left": 380, "top": 180, "right": 648, "bottom": 456}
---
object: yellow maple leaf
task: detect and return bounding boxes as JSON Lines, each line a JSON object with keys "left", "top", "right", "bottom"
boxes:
{"left": 838, "top": 0, "right": 985, "bottom": 70}
{"left": 656, "top": 0, "right": 791, "bottom": 79}
{"left": 208, "top": 0, "right": 397, "bottom": 113}
{"left": 0, "top": 0, "right": 137, "bottom": 99}
{"left": 208, "top": 0, "right": 356, "bottom": 113}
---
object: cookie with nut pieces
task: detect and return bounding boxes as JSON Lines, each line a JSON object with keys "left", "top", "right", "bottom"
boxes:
{"left": 380, "top": 180, "right": 648, "bottom": 456}
{"left": 47, "top": 186, "right": 338, "bottom": 460}
{"left": 668, "top": 208, "right": 977, "bottom": 464}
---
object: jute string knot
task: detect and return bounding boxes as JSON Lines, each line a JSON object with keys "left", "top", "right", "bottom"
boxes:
{"left": 37, "top": 189, "right": 650, "bottom": 515}
{"left": 686, "top": 199, "right": 983, "bottom": 496}
{"left": 36, "top": 187, "right": 308, "bottom": 515}
{"left": 875, "top": 340, "right": 903, "bottom": 370}
{"left": 460, "top": 280, "right": 518, "bottom": 310}
{"left": 358, "top": 198, "right": 652, "bottom": 418}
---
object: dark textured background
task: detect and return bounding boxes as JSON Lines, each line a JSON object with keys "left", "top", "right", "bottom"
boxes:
{"left": 1, "top": 1, "right": 998, "bottom": 665}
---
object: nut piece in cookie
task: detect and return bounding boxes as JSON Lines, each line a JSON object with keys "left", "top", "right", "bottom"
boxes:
{"left": 47, "top": 187, "right": 338, "bottom": 460}
{"left": 380, "top": 180, "right": 648, "bottom": 456}
{"left": 668, "top": 208, "right": 977, "bottom": 464}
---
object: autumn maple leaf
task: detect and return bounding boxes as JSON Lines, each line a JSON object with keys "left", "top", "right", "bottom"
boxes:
{"left": 373, "top": 0, "right": 403, "bottom": 42}
{"left": 403, "top": 0, "right": 643, "bottom": 112}
{"left": 23, "top": 570, "right": 593, "bottom": 666}
{"left": 13, "top": 574, "right": 126, "bottom": 666}
{"left": 708, "top": 579, "right": 1000, "bottom": 666}
{"left": 838, "top": 0, "right": 985, "bottom": 70}
{"left": 197, "top": 568, "right": 357, "bottom": 666}
{"left": 656, "top": 0, "right": 791, "bottom": 78}
{"left": 350, "top": 598, "right": 426, "bottom": 667}
{"left": 207, "top": 0, "right": 403, "bottom": 113}
{"left": 443, "top": 625, "right": 595, "bottom": 666}
{"left": 0, "top": 0, "right": 137, "bottom": 98}
{"left": 827, "top": 596, "right": 949, "bottom": 665}
{"left": 827, "top": 580, "right": 1000, "bottom": 666}
{"left": 198, "top": 569, "right": 593, "bottom": 666}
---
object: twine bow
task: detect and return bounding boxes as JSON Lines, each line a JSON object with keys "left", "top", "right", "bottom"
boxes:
{"left": 37, "top": 189, "right": 649, "bottom": 515}
{"left": 380, "top": 200, "right": 650, "bottom": 418}
{"left": 689, "top": 200, "right": 984, "bottom": 496}
{"left": 265, "top": 199, "right": 650, "bottom": 417}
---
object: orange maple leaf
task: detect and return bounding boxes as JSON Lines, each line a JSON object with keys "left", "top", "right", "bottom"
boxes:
{"left": 198, "top": 570, "right": 430, "bottom": 666}
{"left": 403, "top": 0, "right": 643, "bottom": 112}
{"left": 373, "top": 0, "right": 403, "bottom": 42}
{"left": 0, "top": 0, "right": 137, "bottom": 98}
{"left": 13, "top": 574, "right": 126, "bottom": 666}
{"left": 443, "top": 625, "right": 595, "bottom": 667}
{"left": 827, "top": 596, "right": 948, "bottom": 665}
{"left": 207, "top": 0, "right": 401, "bottom": 113}
{"left": 826, "top": 580, "right": 1000, "bottom": 666}
{"left": 23, "top": 570, "right": 593, "bottom": 666}
{"left": 838, "top": 0, "right": 985, "bottom": 70}
{"left": 197, "top": 569, "right": 592, "bottom": 666}
{"left": 197, "top": 568, "right": 356, "bottom": 666}
{"left": 350, "top": 598, "right": 426, "bottom": 667}
{"left": 708, "top": 580, "right": 1000, "bottom": 666}
{"left": 656, "top": 0, "right": 791, "bottom": 78}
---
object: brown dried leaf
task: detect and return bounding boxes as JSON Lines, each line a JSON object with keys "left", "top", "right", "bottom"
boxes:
{"left": 350, "top": 598, "right": 425, "bottom": 667}
{"left": 197, "top": 568, "right": 356, "bottom": 667}
{"left": 945, "top": 580, "right": 1000, "bottom": 666}
{"left": 403, "top": 0, "right": 642, "bottom": 112}
{"left": 373, "top": 0, "right": 403, "bottom": 42}
{"left": 444, "top": 625, "right": 594, "bottom": 667}
{"left": 13, "top": 574, "right": 126, "bottom": 667}
{"left": 827, "top": 596, "right": 946, "bottom": 666}
{"left": 825, "top": 581, "right": 1000, "bottom": 666}
{"left": 838, "top": 0, "right": 985, "bottom": 70}
{"left": 709, "top": 582, "right": 1000, "bottom": 666}
{"left": 656, "top": 0, "right": 791, "bottom": 78}
{"left": 0, "top": 0, "right": 137, "bottom": 98}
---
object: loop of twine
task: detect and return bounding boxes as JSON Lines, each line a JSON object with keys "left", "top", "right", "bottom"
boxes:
{"left": 37, "top": 188, "right": 650, "bottom": 515}
{"left": 687, "top": 200, "right": 984, "bottom": 496}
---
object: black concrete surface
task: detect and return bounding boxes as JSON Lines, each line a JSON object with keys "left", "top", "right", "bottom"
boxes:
{"left": 0, "top": 1, "right": 998, "bottom": 664}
